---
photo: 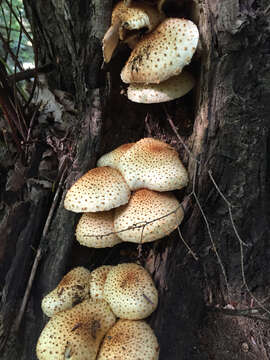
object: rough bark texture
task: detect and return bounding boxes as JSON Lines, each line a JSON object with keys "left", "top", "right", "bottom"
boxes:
{"left": 0, "top": 0, "right": 269, "bottom": 359}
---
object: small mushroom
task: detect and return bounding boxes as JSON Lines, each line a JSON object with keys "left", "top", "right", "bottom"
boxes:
{"left": 97, "top": 142, "right": 135, "bottom": 170}
{"left": 127, "top": 70, "right": 195, "bottom": 103}
{"left": 64, "top": 167, "right": 130, "bottom": 213}
{"left": 114, "top": 189, "right": 184, "bottom": 243}
{"left": 41, "top": 267, "right": 91, "bottom": 317}
{"left": 97, "top": 319, "right": 159, "bottom": 360}
{"left": 117, "top": 138, "right": 188, "bottom": 191}
{"left": 103, "top": 1, "right": 164, "bottom": 63}
{"left": 121, "top": 17, "right": 199, "bottom": 84}
{"left": 76, "top": 211, "right": 122, "bottom": 248}
{"left": 90, "top": 265, "right": 114, "bottom": 300}
{"left": 36, "top": 299, "right": 116, "bottom": 360}
{"left": 103, "top": 263, "right": 158, "bottom": 320}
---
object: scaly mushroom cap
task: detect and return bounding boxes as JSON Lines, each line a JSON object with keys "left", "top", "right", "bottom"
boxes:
{"left": 127, "top": 70, "right": 195, "bottom": 103}
{"left": 64, "top": 167, "right": 131, "bottom": 213}
{"left": 114, "top": 189, "right": 184, "bottom": 243}
{"left": 97, "top": 143, "right": 135, "bottom": 170}
{"left": 90, "top": 265, "right": 114, "bottom": 300}
{"left": 97, "top": 319, "right": 159, "bottom": 360}
{"left": 117, "top": 138, "right": 188, "bottom": 191}
{"left": 76, "top": 211, "right": 122, "bottom": 248}
{"left": 36, "top": 299, "right": 116, "bottom": 360}
{"left": 41, "top": 267, "right": 91, "bottom": 317}
{"left": 113, "top": 1, "right": 164, "bottom": 40}
{"left": 103, "top": 263, "right": 158, "bottom": 319}
{"left": 121, "top": 18, "right": 199, "bottom": 84}
{"left": 103, "top": 1, "right": 164, "bottom": 63}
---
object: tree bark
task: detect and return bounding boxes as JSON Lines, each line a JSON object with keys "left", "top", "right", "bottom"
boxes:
{"left": 0, "top": 0, "right": 269, "bottom": 359}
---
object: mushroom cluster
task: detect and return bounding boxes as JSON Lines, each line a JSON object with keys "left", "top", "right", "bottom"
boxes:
{"left": 37, "top": 263, "right": 159, "bottom": 360}
{"left": 64, "top": 138, "right": 187, "bottom": 248}
{"left": 103, "top": 1, "right": 199, "bottom": 103}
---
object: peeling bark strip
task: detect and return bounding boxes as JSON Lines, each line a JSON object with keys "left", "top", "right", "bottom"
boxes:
{"left": 1, "top": 0, "right": 270, "bottom": 359}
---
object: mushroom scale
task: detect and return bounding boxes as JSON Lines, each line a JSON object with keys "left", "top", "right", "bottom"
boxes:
{"left": 121, "top": 18, "right": 199, "bottom": 84}
{"left": 36, "top": 299, "right": 116, "bottom": 360}
{"left": 90, "top": 265, "right": 114, "bottom": 300}
{"left": 103, "top": 263, "right": 158, "bottom": 320}
{"left": 64, "top": 167, "right": 131, "bottom": 213}
{"left": 41, "top": 267, "right": 91, "bottom": 317}
{"left": 76, "top": 211, "right": 122, "bottom": 248}
{"left": 97, "top": 319, "right": 159, "bottom": 360}
{"left": 114, "top": 188, "right": 184, "bottom": 243}
{"left": 117, "top": 138, "right": 188, "bottom": 192}
{"left": 127, "top": 70, "right": 195, "bottom": 103}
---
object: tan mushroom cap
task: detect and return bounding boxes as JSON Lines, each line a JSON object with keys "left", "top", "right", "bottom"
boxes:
{"left": 41, "top": 267, "right": 91, "bottom": 317}
{"left": 90, "top": 265, "right": 114, "bottom": 300}
{"left": 121, "top": 18, "right": 199, "bottom": 84}
{"left": 97, "top": 319, "right": 159, "bottom": 360}
{"left": 64, "top": 167, "right": 131, "bottom": 213}
{"left": 117, "top": 138, "right": 188, "bottom": 192}
{"left": 97, "top": 143, "right": 135, "bottom": 170}
{"left": 113, "top": 1, "right": 164, "bottom": 40}
{"left": 36, "top": 299, "right": 116, "bottom": 360}
{"left": 127, "top": 70, "right": 195, "bottom": 103}
{"left": 114, "top": 189, "right": 184, "bottom": 243}
{"left": 103, "top": 263, "right": 158, "bottom": 320}
{"left": 103, "top": 1, "right": 164, "bottom": 63}
{"left": 76, "top": 211, "right": 122, "bottom": 248}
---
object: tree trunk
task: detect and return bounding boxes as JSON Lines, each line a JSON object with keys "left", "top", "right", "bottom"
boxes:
{"left": 0, "top": 0, "right": 269, "bottom": 359}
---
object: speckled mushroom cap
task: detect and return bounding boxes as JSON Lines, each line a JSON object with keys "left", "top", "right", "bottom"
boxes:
{"left": 90, "top": 265, "right": 114, "bottom": 300}
{"left": 75, "top": 211, "right": 122, "bottom": 248}
{"left": 103, "top": 263, "right": 158, "bottom": 319}
{"left": 103, "top": 1, "right": 164, "bottom": 63}
{"left": 41, "top": 267, "right": 91, "bottom": 317}
{"left": 113, "top": 1, "right": 164, "bottom": 40}
{"left": 36, "top": 299, "right": 116, "bottom": 360}
{"left": 64, "top": 167, "right": 131, "bottom": 213}
{"left": 121, "top": 18, "right": 199, "bottom": 84}
{"left": 97, "top": 143, "right": 135, "bottom": 170}
{"left": 114, "top": 189, "right": 184, "bottom": 243}
{"left": 127, "top": 70, "right": 195, "bottom": 103}
{"left": 97, "top": 319, "right": 159, "bottom": 360}
{"left": 117, "top": 138, "right": 188, "bottom": 191}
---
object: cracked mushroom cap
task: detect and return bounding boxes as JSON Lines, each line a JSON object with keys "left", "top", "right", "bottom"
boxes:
{"left": 90, "top": 265, "right": 114, "bottom": 300}
{"left": 103, "top": 1, "right": 164, "bottom": 62}
{"left": 64, "top": 167, "right": 131, "bottom": 213}
{"left": 36, "top": 299, "right": 116, "bottom": 360}
{"left": 114, "top": 189, "right": 184, "bottom": 243}
{"left": 97, "top": 143, "right": 135, "bottom": 170}
{"left": 75, "top": 210, "right": 122, "bottom": 248}
{"left": 127, "top": 70, "right": 195, "bottom": 103}
{"left": 121, "top": 18, "right": 199, "bottom": 84}
{"left": 41, "top": 267, "right": 91, "bottom": 317}
{"left": 117, "top": 138, "right": 188, "bottom": 191}
{"left": 97, "top": 319, "right": 159, "bottom": 360}
{"left": 103, "top": 263, "right": 158, "bottom": 320}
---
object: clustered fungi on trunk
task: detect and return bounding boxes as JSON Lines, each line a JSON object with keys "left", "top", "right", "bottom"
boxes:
{"left": 37, "top": 264, "right": 159, "bottom": 360}
{"left": 103, "top": 1, "right": 199, "bottom": 104}
{"left": 1, "top": 0, "right": 270, "bottom": 359}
